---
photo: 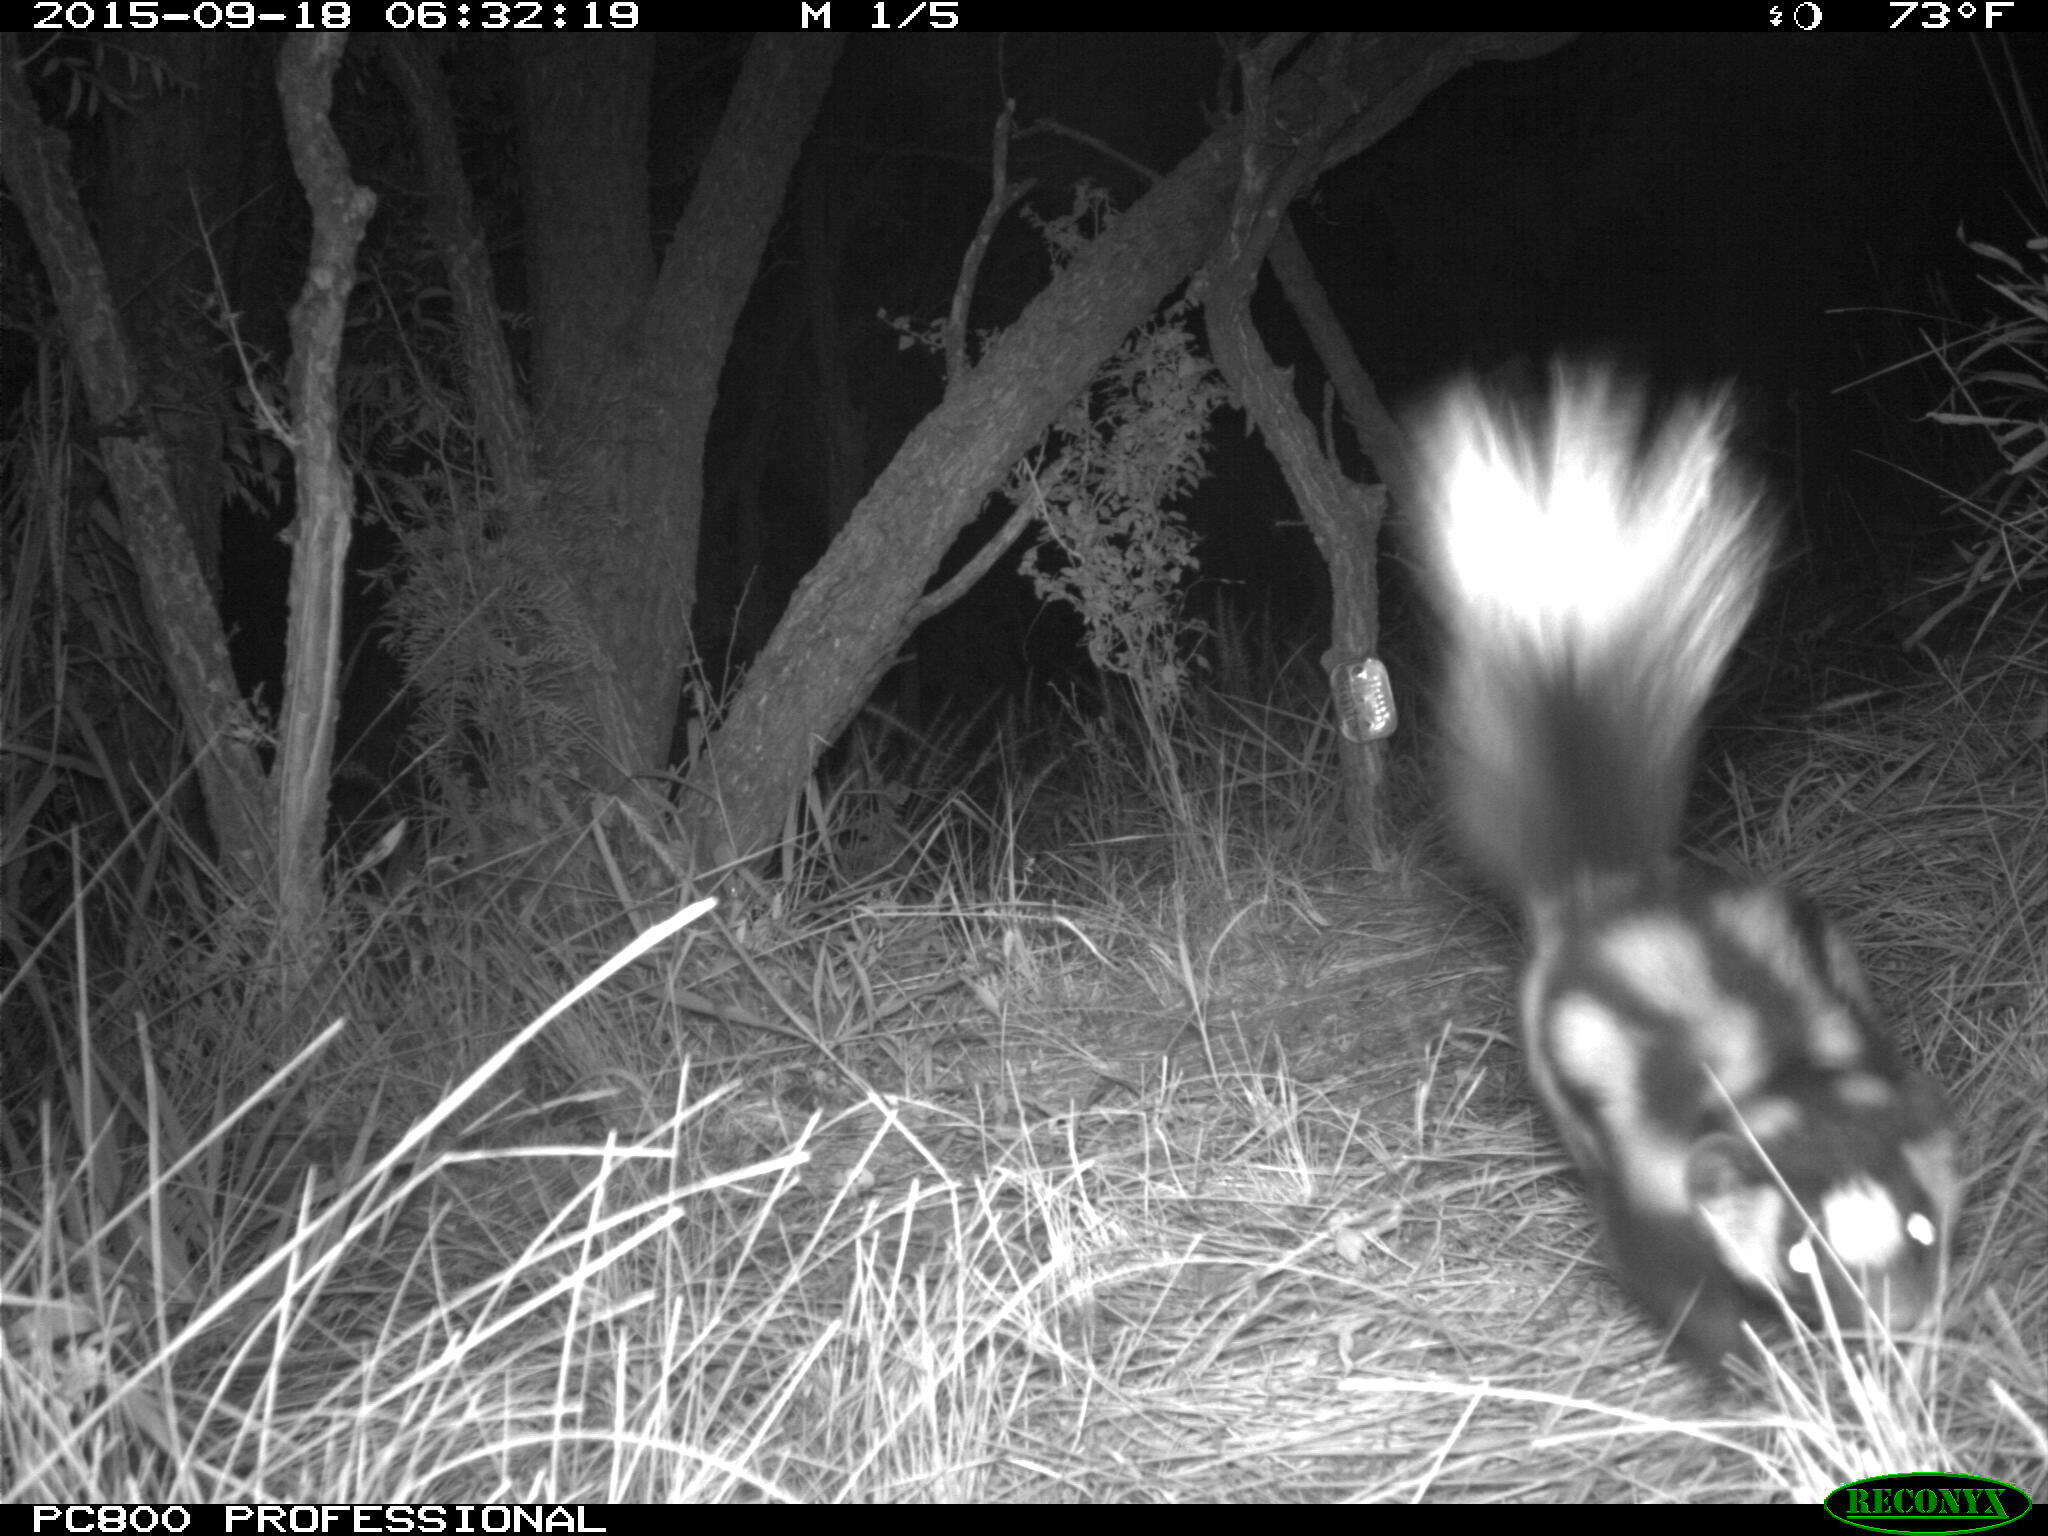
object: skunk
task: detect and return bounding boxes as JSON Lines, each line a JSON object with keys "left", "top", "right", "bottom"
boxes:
{"left": 1415, "top": 369, "right": 1956, "bottom": 1367}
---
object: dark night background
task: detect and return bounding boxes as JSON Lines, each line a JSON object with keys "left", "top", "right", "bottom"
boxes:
{"left": 127, "top": 32, "right": 2040, "bottom": 780}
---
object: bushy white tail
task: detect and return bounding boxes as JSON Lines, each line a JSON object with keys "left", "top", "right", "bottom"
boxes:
{"left": 1416, "top": 371, "right": 1774, "bottom": 897}
{"left": 1416, "top": 370, "right": 1956, "bottom": 1371}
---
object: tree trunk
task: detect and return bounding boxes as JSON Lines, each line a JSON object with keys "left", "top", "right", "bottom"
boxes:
{"left": 0, "top": 34, "right": 380, "bottom": 947}
{"left": 0, "top": 38, "right": 273, "bottom": 889}
{"left": 683, "top": 89, "right": 1250, "bottom": 864}
{"left": 1267, "top": 219, "right": 1429, "bottom": 856}
{"left": 385, "top": 36, "right": 537, "bottom": 500}
{"left": 514, "top": 34, "right": 845, "bottom": 788}
{"left": 42, "top": 38, "right": 269, "bottom": 841}
{"left": 274, "top": 36, "right": 378, "bottom": 944}
{"left": 90, "top": 35, "right": 272, "bottom": 607}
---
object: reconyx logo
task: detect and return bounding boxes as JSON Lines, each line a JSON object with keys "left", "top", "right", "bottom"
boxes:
{"left": 1826, "top": 1473, "right": 2031, "bottom": 1534}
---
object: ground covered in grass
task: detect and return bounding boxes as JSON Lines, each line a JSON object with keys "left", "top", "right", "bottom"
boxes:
{"left": 5, "top": 653, "right": 2043, "bottom": 1503}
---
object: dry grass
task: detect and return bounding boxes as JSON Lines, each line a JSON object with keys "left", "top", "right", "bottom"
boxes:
{"left": 4, "top": 648, "right": 2044, "bottom": 1503}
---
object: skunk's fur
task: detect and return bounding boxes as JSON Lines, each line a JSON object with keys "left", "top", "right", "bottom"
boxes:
{"left": 1416, "top": 369, "right": 1956, "bottom": 1368}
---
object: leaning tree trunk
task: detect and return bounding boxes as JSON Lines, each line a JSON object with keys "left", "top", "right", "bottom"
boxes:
{"left": 681, "top": 107, "right": 1244, "bottom": 867}
{"left": 91, "top": 35, "right": 271, "bottom": 609}
{"left": 42, "top": 37, "right": 261, "bottom": 857}
{"left": 684, "top": 33, "right": 1567, "bottom": 867}
{"left": 0, "top": 37, "right": 273, "bottom": 888}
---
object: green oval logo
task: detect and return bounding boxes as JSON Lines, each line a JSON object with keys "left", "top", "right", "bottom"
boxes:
{"left": 1826, "top": 1473, "right": 2032, "bottom": 1534}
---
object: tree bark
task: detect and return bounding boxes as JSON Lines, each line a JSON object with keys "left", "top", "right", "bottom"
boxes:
{"left": 52, "top": 38, "right": 270, "bottom": 837}
{"left": 274, "top": 36, "right": 377, "bottom": 942}
{"left": 90, "top": 35, "right": 272, "bottom": 606}
{"left": 515, "top": 34, "right": 846, "bottom": 788}
{"left": 385, "top": 36, "right": 536, "bottom": 501}
{"left": 0, "top": 37, "right": 273, "bottom": 888}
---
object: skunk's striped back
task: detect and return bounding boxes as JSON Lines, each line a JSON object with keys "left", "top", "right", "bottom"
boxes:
{"left": 1416, "top": 368, "right": 1958, "bottom": 1369}
{"left": 1523, "top": 867, "right": 1956, "bottom": 1364}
